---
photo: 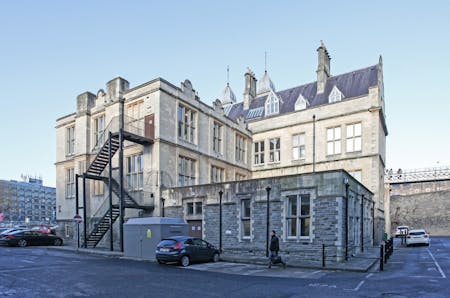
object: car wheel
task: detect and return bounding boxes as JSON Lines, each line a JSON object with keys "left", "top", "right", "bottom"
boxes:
{"left": 212, "top": 253, "right": 220, "bottom": 262}
{"left": 180, "top": 255, "right": 190, "bottom": 267}
{"left": 54, "top": 239, "right": 63, "bottom": 246}
{"left": 18, "top": 239, "right": 27, "bottom": 247}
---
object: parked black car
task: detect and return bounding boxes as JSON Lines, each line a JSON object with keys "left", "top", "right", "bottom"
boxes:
{"left": 0, "top": 230, "right": 63, "bottom": 247}
{"left": 156, "top": 236, "right": 220, "bottom": 267}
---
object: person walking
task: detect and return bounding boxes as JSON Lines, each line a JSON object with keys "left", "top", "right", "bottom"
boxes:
{"left": 269, "top": 230, "right": 286, "bottom": 268}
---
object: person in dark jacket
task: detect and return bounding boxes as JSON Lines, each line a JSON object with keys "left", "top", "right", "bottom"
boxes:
{"left": 269, "top": 230, "right": 286, "bottom": 268}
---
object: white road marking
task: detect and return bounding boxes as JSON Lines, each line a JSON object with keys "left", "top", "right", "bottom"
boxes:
{"left": 427, "top": 248, "right": 446, "bottom": 278}
{"left": 345, "top": 273, "right": 372, "bottom": 291}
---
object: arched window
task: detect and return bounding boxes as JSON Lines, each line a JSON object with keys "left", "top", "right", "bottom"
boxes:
{"left": 265, "top": 93, "right": 279, "bottom": 116}
{"left": 329, "top": 86, "right": 344, "bottom": 103}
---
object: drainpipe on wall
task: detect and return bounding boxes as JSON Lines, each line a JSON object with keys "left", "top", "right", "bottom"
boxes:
{"left": 344, "top": 178, "right": 349, "bottom": 261}
{"left": 265, "top": 186, "right": 271, "bottom": 258}
{"left": 75, "top": 174, "right": 79, "bottom": 249}
{"left": 312, "top": 115, "right": 316, "bottom": 173}
{"left": 219, "top": 190, "right": 223, "bottom": 253}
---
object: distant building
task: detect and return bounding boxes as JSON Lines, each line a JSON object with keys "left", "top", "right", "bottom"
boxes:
{"left": 55, "top": 42, "right": 387, "bottom": 252}
{"left": 0, "top": 176, "right": 56, "bottom": 226}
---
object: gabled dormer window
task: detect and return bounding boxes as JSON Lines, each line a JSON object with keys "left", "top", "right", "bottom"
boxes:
{"left": 329, "top": 86, "right": 344, "bottom": 103}
{"left": 295, "top": 94, "right": 309, "bottom": 111}
{"left": 265, "top": 92, "right": 280, "bottom": 116}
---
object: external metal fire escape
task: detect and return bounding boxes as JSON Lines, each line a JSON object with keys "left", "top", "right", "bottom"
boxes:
{"left": 75, "top": 107, "right": 154, "bottom": 251}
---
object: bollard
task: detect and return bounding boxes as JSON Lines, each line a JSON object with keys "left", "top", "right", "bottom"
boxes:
{"left": 322, "top": 244, "right": 325, "bottom": 268}
{"left": 379, "top": 244, "right": 384, "bottom": 271}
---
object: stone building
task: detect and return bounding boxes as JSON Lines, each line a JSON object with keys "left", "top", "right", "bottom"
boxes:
{"left": 0, "top": 176, "right": 56, "bottom": 227}
{"left": 55, "top": 42, "right": 387, "bottom": 251}
{"left": 163, "top": 170, "right": 374, "bottom": 265}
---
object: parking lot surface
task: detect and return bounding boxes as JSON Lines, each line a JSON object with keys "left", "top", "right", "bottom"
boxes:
{"left": 0, "top": 237, "right": 448, "bottom": 297}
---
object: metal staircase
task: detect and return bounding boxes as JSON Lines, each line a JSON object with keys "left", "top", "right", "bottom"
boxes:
{"left": 78, "top": 115, "right": 154, "bottom": 249}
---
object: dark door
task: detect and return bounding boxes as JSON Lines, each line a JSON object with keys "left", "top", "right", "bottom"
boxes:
{"left": 145, "top": 114, "right": 154, "bottom": 140}
{"left": 188, "top": 220, "right": 202, "bottom": 239}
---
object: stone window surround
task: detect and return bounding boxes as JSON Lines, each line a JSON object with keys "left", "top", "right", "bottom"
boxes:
{"left": 292, "top": 133, "right": 306, "bottom": 161}
{"left": 183, "top": 197, "right": 204, "bottom": 220}
{"left": 177, "top": 104, "right": 197, "bottom": 144}
{"left": 237, "top": 196, "right": 253, "bottom": 241}
{"left": 235, "top": 133, "right": 246, "bottom": 164}
{"left": 281, "top": 188, "right": 315, "bottom": 243}
{"left": 346, "top": 122, "right": 362, "bottom": 153}
{"left": 253, "top": 140, "right": 265, "bottom": 165}
{"left": 213, "top": 121, "right": 223, "bottom": 154}
{"left": 326, "top": 126, "right": 342, "bottom": 156}
{"left": 65, "top": 125, "right": 75, "bottom": 156}
{"left": 65, "top": 168, "right": 75, "bottom": 200}
{"left": 92, "top": 114, "right": 105, "bottom": 149}
{"left": 210, "top": 165, "right": 225, "bottom": 183}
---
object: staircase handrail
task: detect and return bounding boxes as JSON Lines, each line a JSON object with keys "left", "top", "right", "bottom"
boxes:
{"left": 86, "top": 187, "right": 118, "bottom": 233}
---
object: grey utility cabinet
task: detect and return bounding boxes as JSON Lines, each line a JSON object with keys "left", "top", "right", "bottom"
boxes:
{"left": 123, "top": 217, "right": 188, "bottom": 260}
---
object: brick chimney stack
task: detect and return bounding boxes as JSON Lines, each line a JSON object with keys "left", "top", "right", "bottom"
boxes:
{"left": 243, "top": 68, "right": 257, "bottom": 110}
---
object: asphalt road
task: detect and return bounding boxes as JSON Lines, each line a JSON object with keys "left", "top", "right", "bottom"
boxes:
{"left": 0, "top": 237, "right": 448, "bottom": 298}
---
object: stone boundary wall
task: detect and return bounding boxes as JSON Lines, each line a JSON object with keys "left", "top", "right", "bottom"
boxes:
{"left": 389, "top": 179, "right": 450, "bottom": 236}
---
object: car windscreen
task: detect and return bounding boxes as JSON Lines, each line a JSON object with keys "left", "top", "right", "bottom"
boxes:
{"left": 409, "top": 231, "right": 425, "bottom": 236}
{"left": 158, "top": 239, "right": 177, "bottom": 247}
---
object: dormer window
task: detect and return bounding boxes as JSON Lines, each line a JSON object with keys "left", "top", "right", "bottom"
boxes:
{"left": 295, "top": 94, "right": 309, "bottom": 111}
{"left": 329, "top": 86, "right": 344, "bottom": 103}
{"left": 265, "top": 92, "right": 280, "bottom": 116}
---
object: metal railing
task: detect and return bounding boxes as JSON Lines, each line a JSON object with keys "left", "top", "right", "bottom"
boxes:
{"left": 92, "top": 115, "right": 146, "bottom": 152}
{"left": 385, "top": 166, "right": 450, "bottom": 183}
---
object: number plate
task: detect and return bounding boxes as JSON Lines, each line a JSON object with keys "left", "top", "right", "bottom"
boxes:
{"left": 160, "top": 248, "right": 170, "bottom": 252}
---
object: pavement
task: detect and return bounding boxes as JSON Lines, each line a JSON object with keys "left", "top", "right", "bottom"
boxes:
{"left": 48, "top": 243, "right": 380, "bottom": 273}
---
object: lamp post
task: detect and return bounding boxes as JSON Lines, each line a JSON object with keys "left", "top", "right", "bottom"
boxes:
{"left": 219, "top": 190, "right": 223, "bottom": 253}
{"left": 265, "top": 186, "right": 271, "bottom": 258}
{"left": 161, "top": 197, "right": 165, "bottom": 217}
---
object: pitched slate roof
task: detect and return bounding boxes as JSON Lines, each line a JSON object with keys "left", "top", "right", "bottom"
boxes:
{"left": 224, "top": 64, "right": 379, "bottom": 121}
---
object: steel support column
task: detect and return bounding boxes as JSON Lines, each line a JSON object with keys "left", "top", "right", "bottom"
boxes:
{"left": 108, "top": 132, "right": 113, "bottom": 251}
{"left": 118, "top": 128, "right": 124, "bottom": 252}
{"left": 344, "top": 180, "right": 349, "bottom": 261}
{"left": 82, "top": 174, "right": 87, "bottom": 248}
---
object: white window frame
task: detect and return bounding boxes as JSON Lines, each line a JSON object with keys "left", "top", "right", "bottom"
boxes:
{"left": 346, "top": 123, "right": 362, "bottom": 152}
{"left": 178, "top": 104, "right": 196, "bottom": 143}
{"left": 66, "top": 126, "right": 75, "bottom": 156}
{"left": 292, "top": 133, "right": 305, "bottom": 160}
{"left": 254, "top": 141, "right": 265, "bottom": 165}
{"left": 265, "top": 93, "right": 279, "bottom": 116}
{"left": 327, "top": 126, "right": 341, "bottom": 155}
{"left": 286, "top": 194, "right": 311, "bottom": 239}
{"left": 329, "top": 86, "right": 344, "bottom": 103}
{"left": 126, "top": 154, "right": 143, "bottom": 191}
{"left": 269, "top": 138, "right": 280, "bottom": 162}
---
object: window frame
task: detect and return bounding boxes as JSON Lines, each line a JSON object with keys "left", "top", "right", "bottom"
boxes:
{"left": 66, "top": 126, "right": 75, "bottom": 156}
{"left": 235, "top": 134, "right": 246, "bottom": 164}
{"left": 65, "top": 168, "right": 75, "bottom": 199}
{"left": 178, "top": 104, "right": 196, "bottom": 143}
{"left": 286, "top": 194, "right": 311, "bottom": 240}
{"left": 269, "top": 138, "right": 281, "bottom": 163}
{"left": 327, "top": 126, "right": 342, "bottom": 156}
{"left": 210, "top": 165, "right": 224, "bottom": 183}
{"left": 292, "top": 133, "right": 306, "bottom": 160}
{"left": 126, "top": 153, "right": 144, "bottom": 191}
{"left": 178, "top": 156, "right": 196, "bottom": 186}
{"left": 253, "top": 141, "right": 265, "bottom": 165}
{"left": 213, "top": 121, "right": 222, "bottom": 154}
{"left": 346, "top": 122, "right": 362, "bottom": 153}
{"left": 93, "top": 115, "right": 105, "bottom": 148}
{"left": 241, "top": 199, "right": 251, "bottom": 239}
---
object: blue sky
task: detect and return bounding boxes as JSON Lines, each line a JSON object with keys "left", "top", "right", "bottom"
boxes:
{"left": 1, "top": 1, "right": 449, "bottom": 187}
